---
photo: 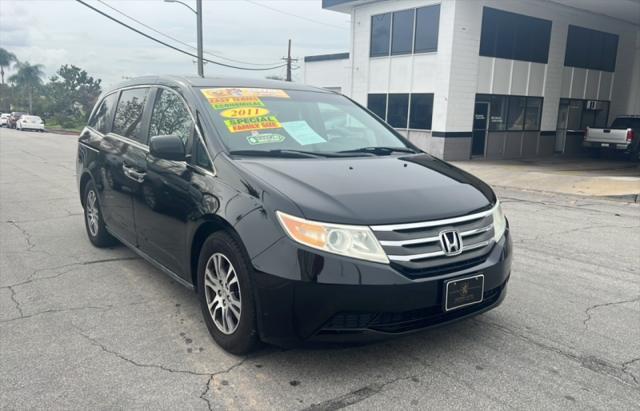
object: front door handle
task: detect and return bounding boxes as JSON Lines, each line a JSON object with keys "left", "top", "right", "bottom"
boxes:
{"left": 122, "top": 164, "right": 146, "bottom": 183}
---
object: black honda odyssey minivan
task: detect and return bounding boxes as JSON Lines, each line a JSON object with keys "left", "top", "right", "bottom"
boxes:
{"left": 77, "top": 76, "right": 512, "bottom": 354}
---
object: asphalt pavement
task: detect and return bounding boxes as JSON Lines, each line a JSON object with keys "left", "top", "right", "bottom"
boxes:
{"left": 1, "top": 127, "right": 639, "bottom": 410}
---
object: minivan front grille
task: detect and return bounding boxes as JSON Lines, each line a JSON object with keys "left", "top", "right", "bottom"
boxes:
{"left": 371, "top": 207, "right": 495, "bottom": 276}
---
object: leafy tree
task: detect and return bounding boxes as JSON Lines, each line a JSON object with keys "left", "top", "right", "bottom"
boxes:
{"left": 9, "top": 61, "right": 44, "bottom": 113}
{"left": 0, "top": 48, "right": 17, "bottom": 85}
{"left": 47, "top": 65, "right": 102, "bottom": 127}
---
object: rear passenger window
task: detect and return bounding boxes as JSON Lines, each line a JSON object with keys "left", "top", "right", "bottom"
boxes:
{"left": 89, "top": 92, "right": 118, "bottom": 134}
{"left": 112, "top": 88, "right": 150, "bottom": 142}
{"left": 148, "top": 89, "right": 194, "bottom": 147}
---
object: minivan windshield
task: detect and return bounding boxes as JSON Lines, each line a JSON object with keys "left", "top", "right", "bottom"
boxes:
{"left": 198, "top": 87, "right": 418, "bottom": 157}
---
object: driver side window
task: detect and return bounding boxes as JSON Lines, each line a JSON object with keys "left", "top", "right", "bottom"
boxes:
{"left": 149, "top": 88, "right": 194, "bottom": 150}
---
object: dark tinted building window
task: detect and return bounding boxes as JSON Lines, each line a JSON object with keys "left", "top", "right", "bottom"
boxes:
{"left": 367, "top": 94, "right": 387, "bottom": 120}
{"left": 391, "top": 9, "right": 414, "bottom": 55}
{"left": 507, "top": 96, "right": 526, "bottom": 131}
{"left": 112, "top": 88, "right": 150, "bottom": 142}
{"left": 149, "top": 89, "right": 194, "bottom": 147}
{"left": 89, "top": 92, "right": 119, "bottom": 134}
{"left": 409, "top": 94, "right": 433, "bottom": 129}
{"left": 414, "top": 4, "right": 439, "bottom": 53}
{"left": 489, "top": 95, "right": 507, "bottom": 131}
{"left": 387, "top": 94, "right": 409, "bottom": 128}
{"left": 478, "top": 94, "right": 543, "bottom": 131}
{"left": 479, "top": 7, "right": 551, "bottom": 64}
{"left": 524, "top": 98, "right": 543, "bottom": 131}
{"left": 370, "top": 13, "right": 391, "bottom": 57}
{"left": 565, "top": 25, "right": 618, "bottom": 72}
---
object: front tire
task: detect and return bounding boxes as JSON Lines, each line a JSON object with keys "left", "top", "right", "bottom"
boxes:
{"left": 197, "top": 231, "right": 259, "bottom": 354}
{"left": 83, "top": 181, "right": 117, "bottom": 247}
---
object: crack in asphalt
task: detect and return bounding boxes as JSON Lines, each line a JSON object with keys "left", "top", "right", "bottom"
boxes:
{"left": 622, "top": 358, "right": 640, "bottom": 385}
{"left": 0, "top": 305, "right": 114, "bottom": 324}
{"left": 583, "top": 297, "right": 640, "bottom": 328}
{"left": 7, "top": 220, "right": 37, "bottom": 251}
{"left": 199, "top": 358, "right": 250, "bottom": 411}
{"left": 1, "top": 256, "right": 141, "bottom": 289}
{"left": 7, "top": 286, "right": 24, "bottom": 318}
{"left": 301, "top": 377, "right": 406, "bottom": 411}
{"left": 499, "top": 194, "right": 638, "bottom": 216}
{"left": 475, "top": 318, "right": 639, "bottom": 387}
{"left": 516, "top": 223, "right": 640, "bottom": 243}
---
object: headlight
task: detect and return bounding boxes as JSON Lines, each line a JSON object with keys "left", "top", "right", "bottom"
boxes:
{"left": 492, "top": 200, "right": 507, "bottom": 242}
{"left": 276, "top": 211, "right": 389, "bottom": 264}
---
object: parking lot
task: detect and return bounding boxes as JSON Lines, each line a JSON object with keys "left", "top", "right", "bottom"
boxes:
{"left": 1, "top": 127, "right": 639, "bottom": 409}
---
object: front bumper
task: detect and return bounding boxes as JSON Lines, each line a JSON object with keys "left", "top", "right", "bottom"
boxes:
{"left": 252, "top": 230, "right": 512, "bottom": 347}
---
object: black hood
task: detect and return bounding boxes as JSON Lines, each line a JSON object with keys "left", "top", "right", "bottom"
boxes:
{"left": 235, "top": 154, "right": 496, "bottom": 225}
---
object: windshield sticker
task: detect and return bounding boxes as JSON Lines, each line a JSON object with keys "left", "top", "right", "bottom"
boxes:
{"left": 281, "top": 121, "right": 327, "bottom": 146}
{"left": 207, "top": 96, "right": 265, "bottom": 110}
{"left": 220, "top": 107, "right": 270, "bottom": 119}
{"left": 246, "top": 133, "right": 286, "bottom": 145}
{"left": 202, "top": 88, "right": 289, "bottom": 99}
{"left": 224, "top": 115, "right": 282, "bottom": 133}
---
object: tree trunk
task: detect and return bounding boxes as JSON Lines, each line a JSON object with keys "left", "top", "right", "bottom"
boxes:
{"left": 0, "top": 67, "right": 4, "bottom": 85}
{"left": 28, "top": 87, "right": 33, "bottom": 113}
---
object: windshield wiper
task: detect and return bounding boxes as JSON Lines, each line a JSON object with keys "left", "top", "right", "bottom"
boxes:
{"left": 337, "top": 146, "right": 419, "bottom": 155}
{"left": 229, "top": 149, "right": 331, "bottom": 158}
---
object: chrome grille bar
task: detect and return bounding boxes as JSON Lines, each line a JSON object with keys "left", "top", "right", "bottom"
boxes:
{"left": 379, "top": 224, "right": 493, "bottom": 247}
{"left": 387, "top": 240, "right": 492, "bottom": 262}
{"left": 370, "top": 208, "right": 493, "bottom": 232}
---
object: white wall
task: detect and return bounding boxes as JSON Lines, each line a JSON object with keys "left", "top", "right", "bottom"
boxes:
{"left": 315, "top": 0, "right": 640, "bottom": 131}
{"left": 302, "top": 58, "right": 351, "bottom": 95}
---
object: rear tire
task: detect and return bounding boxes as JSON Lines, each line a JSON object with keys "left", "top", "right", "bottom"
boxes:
{"left": 83, "top": 181, "right": 118, "bottom": 247}
{"left": 197, "top": 231, "right": 259, "bottom": 354}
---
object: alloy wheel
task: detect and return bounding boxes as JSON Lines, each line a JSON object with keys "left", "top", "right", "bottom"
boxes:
{"left": 86, "top": 190, "right": 99, "bottom": 237}
{"left": 204, "top": 253, "right": 242, "bottom": 335}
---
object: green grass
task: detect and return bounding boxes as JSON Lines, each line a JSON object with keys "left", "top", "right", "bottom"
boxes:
{"left": 44, "top": 119, "right": 84, "bottom": 133}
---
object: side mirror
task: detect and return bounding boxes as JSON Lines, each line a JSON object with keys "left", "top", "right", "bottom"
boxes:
{"left": 149, "top": 135, "right": 186, "bottom": 161}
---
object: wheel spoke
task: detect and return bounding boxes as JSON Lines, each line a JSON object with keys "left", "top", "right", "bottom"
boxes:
{"left": 204, "top": 252, "right": 242, "bottom": 335}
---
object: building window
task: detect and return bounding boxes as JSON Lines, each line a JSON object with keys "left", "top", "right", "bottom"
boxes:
{"left": 414, "top": 5, "right": 440, "bottom": 53}
{"left": 391, "top": 9, "right": 414, "bottom": 55}
{"left": 367, "top": 94, "right": 387, "bottom": 120}
{"left": 564, "top": 25, "right": 618, "bottom": 72}
{"left": 370, "top": 13, "right": 391, "bottom": 57}
{"left": 409, "top": 94, "right": 433, "bottom": 130}
{"left": 560, "top": 99, "right": 610, "bottom": 130}
{"left": 371, "top": 5, "right": 440, "bottom": 57}
{"left": 479, "top": 7, "right": 551, "bottom": 64}
{"left": 387, "top": 94, "right": 409, "bottom": 128}
{"left": 367, "top": 93, "right": 433, "bottom": 130}
{"left": 507, "top": 96, "right": 526, "bottom": 131}
{"left": 477, "top": 94, "right": 543, "bottom": 131}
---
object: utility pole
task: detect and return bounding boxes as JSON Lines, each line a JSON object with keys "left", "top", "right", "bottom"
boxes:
{"left": 164, "top": 0, "right": 203, "bottom": 77}
{"left": 196, "top": 0, "right": 204, "bottom": 77}
{"left": 283, "top": 39, "right": 298, "bottom": 82}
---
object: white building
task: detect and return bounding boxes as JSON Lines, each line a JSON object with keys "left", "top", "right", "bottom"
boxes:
{"left": 304, "top": 0, "right": 640, "bottom": 160}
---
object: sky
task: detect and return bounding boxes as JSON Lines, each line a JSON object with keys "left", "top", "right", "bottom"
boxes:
{"left": 0, "top": 0, "right": 350, "bottom": 87}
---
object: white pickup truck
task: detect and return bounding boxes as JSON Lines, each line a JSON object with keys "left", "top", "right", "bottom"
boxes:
{"left": 584, "top": 116, "right": 640, "bottom": 161}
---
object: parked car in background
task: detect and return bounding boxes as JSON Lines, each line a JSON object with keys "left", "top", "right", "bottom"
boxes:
{"left": 0, "top": 113, "right": 10, "bottom": 127}
{"left": 584, "top": 115, "right": 640, "bottom": 161}
{"left": 16, "top": 115, "right": 44, "bottom": 132}
{"left": 77, "top": 76, "right": 512, "bottom": 354}
{"left": 8, "top": 112, "right": 26, "bottom": 129}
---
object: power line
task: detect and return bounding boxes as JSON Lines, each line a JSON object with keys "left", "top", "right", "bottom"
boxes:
{"left": 244, "top": 0, "right": 348, "bottom": 31}
{"left": 95, "top": 0, "right": 282, "bottom": 67}
{"left": 75, "top": 0, "right": 288, "bottom": 71}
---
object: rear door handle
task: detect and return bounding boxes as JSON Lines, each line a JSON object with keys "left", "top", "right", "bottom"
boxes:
{"left": 122, "top": 164, "right": 146, "bottom": 183}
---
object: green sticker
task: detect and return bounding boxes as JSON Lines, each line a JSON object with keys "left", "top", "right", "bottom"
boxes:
{"left": 246, "top": 133, "right": 286, "bottom": 145}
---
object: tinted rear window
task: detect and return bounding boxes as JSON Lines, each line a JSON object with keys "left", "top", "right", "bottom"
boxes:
{"left": 90, "top": 92, "right": 119, "bottom": 134}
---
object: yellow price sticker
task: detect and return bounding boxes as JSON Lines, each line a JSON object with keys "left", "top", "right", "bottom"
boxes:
{"left": 220, "top": 107, "right": 270, "bottom": 119}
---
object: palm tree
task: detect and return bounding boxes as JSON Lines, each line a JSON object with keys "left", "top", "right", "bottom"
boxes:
{"left": 0, "top": 48, "right": 17, "bottom": 85}
{"left": 9, "top": 62, "right": 44, "bottom": 113}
